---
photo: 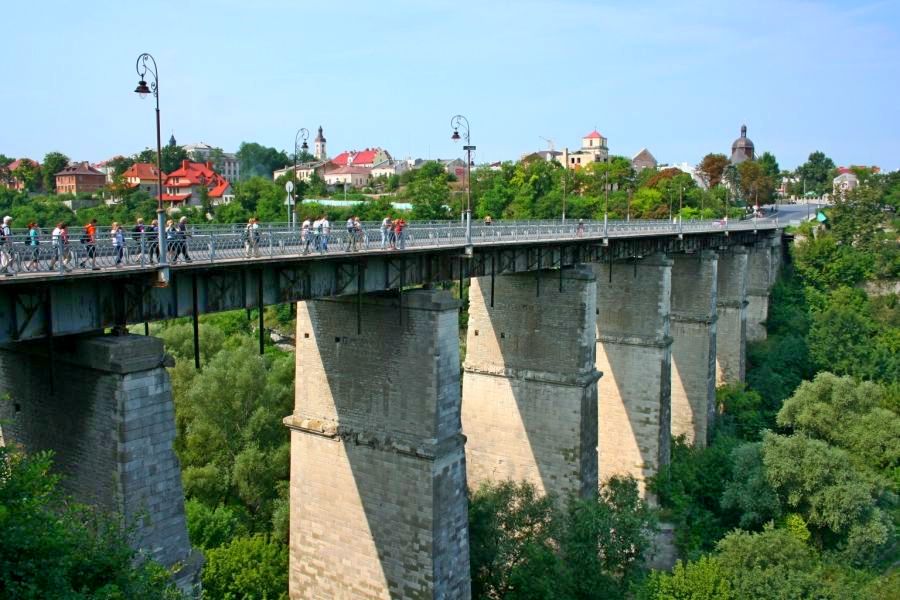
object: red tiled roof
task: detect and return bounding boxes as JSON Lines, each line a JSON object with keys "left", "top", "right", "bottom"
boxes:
{"left": 7, "top": 158, "right": 40, "bottom": 170}
{"left": 332, "top": 148, "right": 384, "bottom": 166}
{"left": 162, "top": 160, "right": 230, "bottom": 199}
{"left": 124, "top": 162, "right": 165, "bottom": 180}
{"left": 56, "top": 162, "right": 104, "bottom": 177}
{"left": 584, "top": 130, "right": 604, "bottom": 139}
{"left": 162, "top": 193, "right": 191, "bottom": 202}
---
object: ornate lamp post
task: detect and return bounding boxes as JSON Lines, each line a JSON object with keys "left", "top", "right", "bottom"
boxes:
{"left": 134, "top": 53, "right": 168, "bottom": 278}
{"left": 450, "top": 115, "right": 474, "bottom": 248}
{"left": 292, "top": 128, "right": 309, "bottom": 228}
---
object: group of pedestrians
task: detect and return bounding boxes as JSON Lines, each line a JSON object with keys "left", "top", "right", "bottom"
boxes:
{"left": 0, "top": 214, "right": 195, "bottom": 275}
{"left": 380, "top": 216, "right": 407, "bottom": 250}
{"left": 300, "top": 214, "right": 331, "bottom": 254}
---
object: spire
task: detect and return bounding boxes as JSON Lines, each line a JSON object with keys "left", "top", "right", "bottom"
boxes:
{"left": 168, "top": 133, "right": 177, "bottom": 147}
{"left": 740, "top": 124, "right": 747, "bottom": 138}
{"left": 314, "top": 125, "right": 325, "bottom": 143}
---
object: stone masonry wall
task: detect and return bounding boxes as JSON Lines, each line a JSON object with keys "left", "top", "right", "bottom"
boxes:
{"left": 0, "top": 334, "right": 194, "bottom": 581}
{"left": 670, "top": 251, "right": 718, "bottom": 447}
{"left": 462, "top": 266, "right": 600, "bottom": 500}
{"left": 287, "top": 290, "right": 470, "bottom": 599}
{"left": 716, "top": 247, "right": 749, "bottom": 385}
{"left": 593, "top": 254, "right": 672, "bottom": 500}
{"left": 746, "top": 239, "right": 775, "bottom": 342}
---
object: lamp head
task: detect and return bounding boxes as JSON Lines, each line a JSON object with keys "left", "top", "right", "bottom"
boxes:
{"left": 134, "top": 80, "right": 151, "bottom": 98}
{"left": 301, "top": 141, "right": 309, "bottom": 151}
{"left": 451, "top": 129, "right": 461, "bottom": 142}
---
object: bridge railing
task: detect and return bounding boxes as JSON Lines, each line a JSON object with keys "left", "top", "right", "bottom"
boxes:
{"left": 0, "top": 217, "right": 777, "bottom": 277}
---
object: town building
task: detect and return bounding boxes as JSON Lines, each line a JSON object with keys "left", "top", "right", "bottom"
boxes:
{"left": 123, "top": 163, "right": 166, "bottom": 196}
{"left": 521, "top": 150, "right": 563, "bottom": 163}
{"left": 833, "top": 168, "right": 859, "bottom": 195}
{"left": 272, "top": 160, "right": 336, "bottom": 182}
{"left": 162, "top": 160, "right": 232, "bottom": 208}
{"left": 631, "top": 148, "right": 658, "bottom": 172}
{"left": 183, "top": 142, "right": 241, "bottom": 182}
{"left": 562, "top": 130, "right": 609, "bottom": 170}
{"left": 730, "top": 125, "right": 755, "bottom": 164}
{"left": 2, "top": 158, "right": 41, "bottom": 191}
{"left": 55, "top": 162, "right": 106, "bottom": 195}
{"left": 371, "top": 159, "right": 407, "bottom": 179}
{"left": 331, "top": 147, "right": 392, "bottom": 169}
{"left": 323, "top": 165, "right": 371, "bottom": 188}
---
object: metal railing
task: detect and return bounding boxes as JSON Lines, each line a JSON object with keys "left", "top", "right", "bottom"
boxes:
{"left": 0, "top": 217, "right": 779, "bottom": 278}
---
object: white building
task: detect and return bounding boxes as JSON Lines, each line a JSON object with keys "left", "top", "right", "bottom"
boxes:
{"left": 371, "top": 160, "right": 408, "bottom": 179}
{"left": 184, "top": 142, "right": 241, "bottom": 182}
{"left": 562, "top": 130, "right": 609, "bottom": 170}
{"left": 324, "top": 166, "right": 371, "bottom": 188}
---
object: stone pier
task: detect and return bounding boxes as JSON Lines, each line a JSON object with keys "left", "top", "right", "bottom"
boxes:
{"left": 746, "top": 235, "right": 780, "bottom": 342}
{"left": 593, "top": 254, "right": 672, "bottom": 499}
{"left": 670, "top": 251, "right": 718, "bottom": 447}
{"left": 0, "top": 334, "right": 197, "bottom": 587}
{"left": 462, "top": 266, "right": 600, "bottom": 500}
{"left": 286, "top": 290, "right": 470, "bottom": 599}
{"left": 716, "top": 247, "right": 749, "bottom": 385}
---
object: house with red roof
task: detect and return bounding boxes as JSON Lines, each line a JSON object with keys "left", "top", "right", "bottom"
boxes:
{"left": 123, "top": 163, "right": 166, "bottom": 196}
{"left": 561, "top": 130, "right": 609, "bottom": 170}
{"left": 331, "top": 147, "right": 392, "bottom": 169}
{"left": 162, "top": 160, "right": 233, "bottom": 208}
{"left": 3, "top": 158, "right": 41, "bottom": 190}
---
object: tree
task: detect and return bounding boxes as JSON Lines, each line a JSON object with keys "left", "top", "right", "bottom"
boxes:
{"left": 41, "top": 152, "right": 69, "bottom": 192}
{"left": 0, "top": 446, "right": 183, "bottom": 599}
{"left": 637, "top": 556, "right": 732, "bottom": 600}
{"left": 202, "top": 535, "right": 288, "bottom": 600}
{"left": 207, "top": 147, "right": 227, "bottom": 174}
{"left": 795, "top": 151, "right": 836, "bottom": 196}
{"left": 403, "top": 161, "right": 451, "bottom": 220}
{"left": 161, "top": 144, "right": 189, "bottom": 174}
{"left": 697, "top": 153, "right": 730, "bottom": 189}
{"left": 757, "top": 152, "right": 780, "bottom": 190}
{"left": 236, "top": 142, "right": 290, "bottom": 180}
{"left": 11, "top": 158, "right": 41, "bottom": 192}
{"left": 737, "top": 160, "right": 774, "bottom": 206}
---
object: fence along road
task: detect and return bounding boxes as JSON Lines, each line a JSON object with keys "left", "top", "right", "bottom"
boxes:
{"left": 0, "top": 215, "right": 787, "bottom": 281}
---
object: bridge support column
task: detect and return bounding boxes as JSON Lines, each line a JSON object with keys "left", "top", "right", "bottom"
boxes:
{"left": 746, "top": 235, "right": 780, "bottom": 342}
{"left": 716, "top": 246, "right": 749, "bottom": 385}
{"left": 670, "top": 251, "right": 718, "bottom": 447}
{"left": 462, "top": 266, "right": 600, "bottom": 500}
{"left": 286, "top": 290, "right": 470, "bottom": 600}
{"left": 0, "top": 334, "right": 197, "bottom": 588}
{"left": 593, "top": 254, "right": 672, "bottom": 499}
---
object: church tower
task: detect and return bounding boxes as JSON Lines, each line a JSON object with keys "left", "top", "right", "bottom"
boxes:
{"left": 314, "top": 126, "right": 327, "bottom": 161}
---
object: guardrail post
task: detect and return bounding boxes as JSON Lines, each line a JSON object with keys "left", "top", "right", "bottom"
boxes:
{"left": 209, "top": 236, "right": 216, "bottom": 263}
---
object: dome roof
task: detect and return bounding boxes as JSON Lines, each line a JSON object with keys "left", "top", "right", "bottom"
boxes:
{"left": 730, "top": 124, "right": 754, "bottom": 163}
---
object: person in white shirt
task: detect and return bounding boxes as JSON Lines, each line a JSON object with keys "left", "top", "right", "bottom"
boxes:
{"left": 320, "top": 214, "right": 330, "bottom": 253}
{"left": 301, "top": 217, "right": 312, "bottom": 254}
{"left": 380, "top": 216, "right": 391, "bottom": 249}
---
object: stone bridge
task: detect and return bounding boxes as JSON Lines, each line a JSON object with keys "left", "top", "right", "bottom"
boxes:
{"left": 0, "top": 217, "right": 785, "bottom": 598}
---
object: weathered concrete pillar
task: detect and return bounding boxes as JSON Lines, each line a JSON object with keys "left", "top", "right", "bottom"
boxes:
{"left": 0, "top": 334, "right": 197, "bottom": 588}
{"left": 462, "top": 266, "right": 600, "bottom": 500}
{"left": 746, "top": 238, "right": 776, "bottom": 342}
{"left": 670, "top": 251, "right": 718, "bottom": 447}
{"left": 716, "top": 246, "right": 749, "bottom": 385}
{"left": 593, "top": 254, "right": 672, "bottom": 499}
{"left": 286, "top": 290, "right": 470, "bottom": 600}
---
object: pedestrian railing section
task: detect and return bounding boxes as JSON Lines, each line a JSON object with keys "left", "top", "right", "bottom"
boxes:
{"left": 0, "top": 218, "right": 777, "bottom": 277}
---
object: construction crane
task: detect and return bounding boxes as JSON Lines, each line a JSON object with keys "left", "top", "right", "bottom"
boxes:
{"left": 539, "top": 136, "right": 555, "bottom": 152}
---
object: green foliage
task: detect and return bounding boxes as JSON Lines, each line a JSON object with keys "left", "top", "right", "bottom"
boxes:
{"left": 201, "top": 535, "right": 288, "bottom": 600}
{"left": 402, "top": 161, "right": 451, "bottom": 220}
{"left": 41, "top": 151, "right": 69, "bottom": 192}
{"left": 715, "top": 385, "right": 768, "bottom": 440}
{"left": 185, "top": 498, "right": 248, "bottom": 550}
{"left": 469, "top": 477, "right": 654, "bottom": 600}
{"left": 0, "top": 446, "right": 183, "bottom": 599}
{"left": 636, "top": 556, "right": 732, "bottom": 600}
{"left": 235, "top": 142, "right": 290, "bottom": 181}
{"left": 795, "top": 151, "right": 836, "bottom": 196}
{"left": 720, "top": 442, "right": 781, "bottom": 530}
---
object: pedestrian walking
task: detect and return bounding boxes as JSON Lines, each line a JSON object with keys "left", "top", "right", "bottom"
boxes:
{"left": 319, "top": 214, "right": 330, "bottom": 253}
{"left": 576, "top": 218, "right": 585, "bottom": 238}
{"left": 112, "top": 222, "right": 126, "bottom": 267}
{"left": 25, "top": 222, "right": 41, "bottom": 271}
{"left": 79, "top": 219, "right": 99, "bottom": 270}
{"left": 1, "top": 216, "right": 15, "bottom": 276}
{"left": 345, "top": 216, "right": 356, "bottom": 251}
{"left": 174, "top": 216, "right": 192, "bottom": 263}
{"left": 353, "top": 216, "right": 363, "bottom": 250}
{"left": 147, "top": 219, "right": 160, "bottom": 264}
{"left": 50, "top": 222, "right": 71, "bottom": 271}
{"left": 245, "top": 217, "right": 261, "bottom": 258}
{"left": 394, "top": 216, "right": 406, "bottom": 250}
{"left": 484, "top": 215, "right": 493, "bottom": 226}
{"left": 132, "top": 218, "right": 146, "bottom": 264}
{"left": 301, "top": 216, "right": 312, "bottom": 254}
{"left": 380, "top": 216, "right": 392, "bottom": 249}
{"left": 165, "top": 219, "right": 177, "bottom": 263}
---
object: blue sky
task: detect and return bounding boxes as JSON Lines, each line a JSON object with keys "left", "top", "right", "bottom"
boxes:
{"left": 2, "top": 0, "right": 898, "bottom": 170}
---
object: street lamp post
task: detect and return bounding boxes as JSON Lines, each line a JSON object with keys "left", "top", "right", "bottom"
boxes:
{"left": 293, "top": 128, "right": 309, "bottom": 228}
{"left": 451, "top": 115, "right": 474, "bottom": 248}
{"left": 134, "top": 53, "right": 168, "bottom": 280}
{"left": 604, "top": 155, "right": 609, "bottom": 237}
